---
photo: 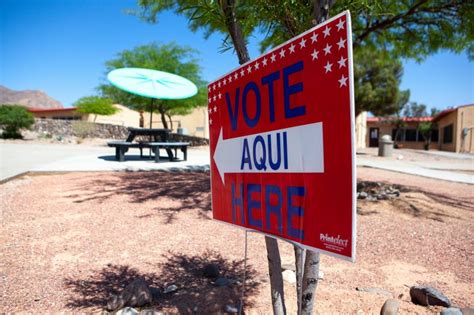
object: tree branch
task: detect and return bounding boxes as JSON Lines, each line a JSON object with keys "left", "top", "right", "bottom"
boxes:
{"left": 354, "top": 0, "right": 465, "bottom": 47}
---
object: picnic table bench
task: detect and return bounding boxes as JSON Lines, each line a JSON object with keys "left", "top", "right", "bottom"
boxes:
{"left": 107, "top": 127, "right": 189, "bottom": 162}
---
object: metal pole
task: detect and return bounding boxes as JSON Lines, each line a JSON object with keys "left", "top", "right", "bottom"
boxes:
{"left": 149, "top": 99, "right": 154, "bottom": 158}
{"left": 239, "top": 230, "right": 248, "bottom": 315}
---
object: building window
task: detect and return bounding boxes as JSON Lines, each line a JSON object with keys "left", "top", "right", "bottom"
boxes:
{"left": 405, "top": 129, "right": 417, "bottom": 142}
{"left": 443, "top": 124, "right": 453, "bottom": 144}
{"left": 392, "top": 128, "right": 402, "bottom": 141}
{"left": 431, "top": 129, "right": 439, "bottom": 142}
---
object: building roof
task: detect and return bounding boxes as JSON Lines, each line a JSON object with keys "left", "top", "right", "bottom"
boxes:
{"left": 28, "top": 107, "right": 78, "bottom": 113}
{"left": 432, "top": 104, "right": 473, "bottom": 122}
{"left": 367, "top": 116, "right": 432, "bottom": 123}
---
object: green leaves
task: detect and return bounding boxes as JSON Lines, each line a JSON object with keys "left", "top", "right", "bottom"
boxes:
{"left": 97, "top": 42, "right": 207, "bottom": 114}
{"left": 74, "top": 96, "right": 118, "bottom": 116}
{"left": 0, "top": 105, "right": 35, "bottom": 139}
{"left": 134, "top": 0, "right": 472, "bottom": 116}
{"left": 354, "top": 49, "right": 408, "bottom": 115}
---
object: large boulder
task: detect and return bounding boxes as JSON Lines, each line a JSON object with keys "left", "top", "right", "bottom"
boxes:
{"left": 409, "top": 286, "right": 451, "bottom": 307}
{"left": 202, "top": 263, "right": 220, "bottom": 279}
{"left": 380, "top": 298, "right": 400, "bottom": 315}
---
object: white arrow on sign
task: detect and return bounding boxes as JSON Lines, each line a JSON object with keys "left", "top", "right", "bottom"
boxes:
{"left": 213, "top": 122, "right": 325, "bottom": 184}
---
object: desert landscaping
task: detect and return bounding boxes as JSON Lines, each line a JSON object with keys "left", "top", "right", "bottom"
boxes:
{"left": 1, "top": 165, "right": 472, "bottom": 314}
{"left": 2, "top": 2, "right": 473, "bottom": 314}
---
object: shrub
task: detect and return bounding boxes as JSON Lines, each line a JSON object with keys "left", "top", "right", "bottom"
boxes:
{"left": 0, "top": 105, "right": 35, "bottom": 139}
{"left": 72, "top": 121, "right": 96, "bottom": 139}
{"left": 74, "top": 96, "right": 118, "bottom": 122}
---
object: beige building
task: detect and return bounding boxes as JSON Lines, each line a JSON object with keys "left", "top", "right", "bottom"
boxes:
{"left": 29, "top": 107, "right": 82, "bottom": 120}
{"left": 29, "top": 103, "right": 472, "bottom": 152}
{"left": 432, "top": 104, "right": 473, "bottom": 153}
{"left": 143, "top": 107, "right": 209, "bottom": 138}
{"left": 30, "top": 105, "right": 209, "bottom": 138}
{"left": 366, "top": 116, "right": 436, "bottom": 150}
{"left": 29, "top": 104, "right": 141, "bottom": 127}
{"left": 91, "top": 104, "right": 140, "bottom": 127}
{"left": 365, "top": 104, "right": 474, "bottom": 153}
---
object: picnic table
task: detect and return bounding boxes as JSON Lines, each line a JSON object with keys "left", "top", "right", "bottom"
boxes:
{"left": 107, "top": 127, "right": 189, "bottom": 162}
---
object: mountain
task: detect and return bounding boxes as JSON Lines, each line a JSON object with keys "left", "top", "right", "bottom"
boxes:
{"left": 0, "top": 85, "right": 63, "bottom": 109}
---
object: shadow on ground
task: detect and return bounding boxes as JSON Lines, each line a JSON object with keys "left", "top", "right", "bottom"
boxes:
{"left": 69, "top": 171, "right": 211, "bottom": 223}
{"left": 63, "top": 250, "right": 260, "bottom": 313}
{"left": 357, "top": 180, "right": 472, "bottom": 222}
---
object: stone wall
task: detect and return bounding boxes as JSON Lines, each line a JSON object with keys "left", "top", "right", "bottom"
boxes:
{"left": 33, "top": 119, "right": 129, "bottom": 140}
{"left": 167, "top": 133, "right": 209, "bottom": 146}
{"left": 32, "top": 119, "right": 209, "bottom": 146}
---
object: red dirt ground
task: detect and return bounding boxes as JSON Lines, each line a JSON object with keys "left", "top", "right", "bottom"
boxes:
{"left": 1, "top": 167, "right": 473, "bottom": 314}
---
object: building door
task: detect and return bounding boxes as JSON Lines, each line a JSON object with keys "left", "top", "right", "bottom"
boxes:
{"left": 369, "top": 127, "right": 379, "bottom": 147}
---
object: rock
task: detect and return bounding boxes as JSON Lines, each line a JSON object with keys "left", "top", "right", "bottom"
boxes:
{"left": 202, "top": 263, "right": 219, "bottom": 279}
{"left": 441, "top": 308, "right": 462, "bottom": 315}
{"left": 390, "top": 189, "right": 400, "bottom": 197}
{"left": 282, "top": 270, "right": 296, "bottom": 284}
{"left": 163, "top": 284, "right": 178, "bottom": 294}
{"left": 380, "top": 299, "right": 399, "bottom": 315}
{"left": 356, "top": 287, "right": 393, "bottom": 297}
{"left": 409, "top": 286, "right": 451, "bottom": 307}
{"left": 149, "top": 287, "right": 161, "bottom": 300}
{"left": 461, "top": 308, "right": 474, "bottom": 315}
{"left": 106, "top": 277, "right": 153, "bottom": 311}
{"left": 358, "top": 191, "right": 368, "bottom": 199}
{"left": 214, "top": 277, "right": 231, "bottom": 287}
{"left": 115, "top": 307, "right": 139, "bottom": 315}
{"left": 139, "top": 310, "right": 164, "bottom": 315}
{"left": 377, "top": 193, "right": 389, "bottom": 200}
{"left": 224, "top": 304, "right": 239, "bottom": 313}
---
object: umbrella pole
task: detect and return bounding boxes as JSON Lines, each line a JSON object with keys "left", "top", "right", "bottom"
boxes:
{"left": 149, "top": 99, "right": 153, "bottom": 131}
{"left": 149, "top": 99, "right": 153, "bottom": 158}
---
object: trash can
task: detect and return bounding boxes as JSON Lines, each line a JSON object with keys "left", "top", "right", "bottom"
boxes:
{"left": 177, "top": 127, "right": 188, "bottom": 135}
{"left": 378, "top": 135, "right": 394, "bottom": 157}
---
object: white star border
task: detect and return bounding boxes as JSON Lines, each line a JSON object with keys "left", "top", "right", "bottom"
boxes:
{"left": 207, "top": 12, "right": 351, "bottom": 103}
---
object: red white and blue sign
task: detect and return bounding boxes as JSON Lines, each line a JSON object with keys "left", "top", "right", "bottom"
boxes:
{"left": 208, "top": 11, "right": 356, "bottom": 261}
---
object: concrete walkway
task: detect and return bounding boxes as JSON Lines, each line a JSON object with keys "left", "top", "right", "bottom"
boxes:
{"left": 356, "top": 147, "right": 473, "bottom": 184}
{"left": 0, "top": 142, "right": 210, "bottom": 182}
{"left": 357, "top": 159, "right": 473, "bottom": 184}
{"left": 1, "top": 141, "right": 473, "bottom": 184}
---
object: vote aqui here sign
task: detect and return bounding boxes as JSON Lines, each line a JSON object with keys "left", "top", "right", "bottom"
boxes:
{"left": 208, "top": 11, "right": 356, "bottom": 261}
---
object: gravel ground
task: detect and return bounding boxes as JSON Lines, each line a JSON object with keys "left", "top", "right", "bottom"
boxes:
{"left": 1, "top": 168, "right": 473, "bottom": 314}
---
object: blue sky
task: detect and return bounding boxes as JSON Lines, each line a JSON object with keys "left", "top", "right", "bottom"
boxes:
{"left": 1, "top": 0, "right": 473, "bottom": 111}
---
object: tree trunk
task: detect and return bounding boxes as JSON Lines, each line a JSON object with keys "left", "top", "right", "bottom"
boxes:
{"left": 139, "top": 111, "right": 144, "bottom": 128}
{"left": 265, "top": 237, "right": 287, "bottom": 315}
{"left": 218, "top": 1, "right": 286, "bottom": 314}
{"left": 158, "top": 104, "right": 168, "bottom": 130}
{"left": 166, "top": 113, "right": 173, "bottom": 131}
{"left": 220, "top": 0, "right": 250, "bottom": 65}
{"left": 313, "top": 0, "right": 336, "bottom": 24}
{"left": 294, "top": 246, "right": 305, "bottom": 313}
{"left": 301, "top": 252, "right": 320, "bottom": 314}
{"left": 295, "top": 3, "right": 336, "bottom": 314}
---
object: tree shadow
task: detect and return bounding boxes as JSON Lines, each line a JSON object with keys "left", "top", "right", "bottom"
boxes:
{"left": 357, "top": 180, "right": 472, "bottom": 221}
{"left": 63, "top": 250, "right": 261, "bottom": 313}
{"left": 410, "top": 189, "right": 473, "bottom": 211}
{"left": 68, "top": 171, "right": 211, "bottom": 224}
